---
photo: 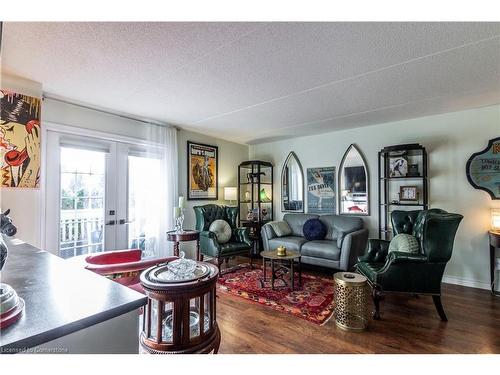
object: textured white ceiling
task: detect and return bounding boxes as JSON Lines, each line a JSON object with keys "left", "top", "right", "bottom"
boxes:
{"left": 2, "top": 22, "right": 500, "bottom": 144}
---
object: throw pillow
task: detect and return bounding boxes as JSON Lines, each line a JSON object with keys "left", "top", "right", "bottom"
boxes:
{"left": 269, "top": 221, "right": 292, "bottom": 237}
{"left": 303, "top": 218, "right": 327, "bottom": 241}
{"left": 388, "top": 233, "right": 420, "bottom": 254}
{"left": 209, "top": 219, "right": 232, "bottom": 244}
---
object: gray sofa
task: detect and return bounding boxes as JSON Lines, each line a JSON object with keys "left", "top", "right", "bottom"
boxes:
{"left": 261, "top": 213, "right": 369, "bottom": 271}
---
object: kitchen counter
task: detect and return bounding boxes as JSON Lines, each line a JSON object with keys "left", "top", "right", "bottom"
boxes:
{"left": 0, "top": 238, "right": 147, "bottom": 353}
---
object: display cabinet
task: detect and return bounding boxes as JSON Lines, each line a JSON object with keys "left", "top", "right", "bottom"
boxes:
{"left": 139, "top": 259, "right": 220, "bottom": 354}
{"left": 378, "top": 143, "right": 428, "bottom": 241}
{"left": 238, "top": 160, "right": 273, "bottom": 253}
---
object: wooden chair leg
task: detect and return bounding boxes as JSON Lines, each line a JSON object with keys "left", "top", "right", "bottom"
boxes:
{"left": 372, "top": 288, "right": 382, "bottom": 320}
{"left": 432, "top": 295, "right": 448, "bottom": 322}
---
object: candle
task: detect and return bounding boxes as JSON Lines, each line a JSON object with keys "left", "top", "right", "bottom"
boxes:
{"left": 174, "top": 206, "right": 181, "bottom": 218}
{"left": 178, "top": 196, "right": 186, "bottom": 209}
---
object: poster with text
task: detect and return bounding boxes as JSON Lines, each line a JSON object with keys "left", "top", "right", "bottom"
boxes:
{"left": 307, "top": 167, "right": 336, "bottom": 213}
{"left": 0, "top": 90, "right": 41, "bottom": 188}
{"left": 187, "top": 141, "right": 218, "bottom": 200}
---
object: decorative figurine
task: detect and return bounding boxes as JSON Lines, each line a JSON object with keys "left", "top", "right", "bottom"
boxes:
{"left": 0, "top": 209, "right": 25, "bottom": 329}
{"left": 0, "top": 209, "right": 17, "bottom": 270}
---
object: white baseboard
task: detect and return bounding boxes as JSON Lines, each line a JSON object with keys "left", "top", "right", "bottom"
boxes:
{"left": 442, "top": 275, "right": 491, "bottom": 291}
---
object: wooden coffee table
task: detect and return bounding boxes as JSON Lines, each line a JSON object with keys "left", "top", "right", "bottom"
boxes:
{"left": 260, "top": 250, "right": 301, "bottom": 291}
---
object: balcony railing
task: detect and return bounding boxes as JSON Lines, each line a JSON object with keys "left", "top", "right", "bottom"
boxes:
{"left": 59, "top": 213, "right": 104, "bottom": 259}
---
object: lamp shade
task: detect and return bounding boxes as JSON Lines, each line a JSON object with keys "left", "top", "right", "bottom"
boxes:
{"left": 492, "top": 208, "right": 500, "bottom": 232}
{"left": 224, "top": 187, "right": 237, "bottom": 201}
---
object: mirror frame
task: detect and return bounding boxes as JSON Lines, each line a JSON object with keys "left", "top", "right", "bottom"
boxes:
{"left": 281, "top": 151, "right": 305, "bottom": 213}
{"left": 338, "top": 144, "right": 370, "bottom": 216}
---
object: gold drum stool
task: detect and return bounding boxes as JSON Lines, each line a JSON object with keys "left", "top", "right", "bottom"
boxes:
{"left": 333, "top": 272, "right": 369, "bottom": 331}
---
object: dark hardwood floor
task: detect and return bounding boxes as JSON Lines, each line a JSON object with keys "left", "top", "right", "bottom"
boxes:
{"left": 215, "top": 260, "right": 500, "bottom": 354}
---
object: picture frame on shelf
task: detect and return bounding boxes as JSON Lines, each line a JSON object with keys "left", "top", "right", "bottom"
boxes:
{"left": 389, "top": 156, "right": 408, "bottom": 177}
{"left": 399, "top": 186, "right": 419, "bottom": 201}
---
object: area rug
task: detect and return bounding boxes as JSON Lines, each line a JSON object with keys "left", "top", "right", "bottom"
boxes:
{"left": 217, "top": 265, "right": 335, "bottom": 325}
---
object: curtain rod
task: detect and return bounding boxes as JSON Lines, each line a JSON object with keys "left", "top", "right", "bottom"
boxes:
{"left": 42, "top": 94, "right": 179, "bottom": 131}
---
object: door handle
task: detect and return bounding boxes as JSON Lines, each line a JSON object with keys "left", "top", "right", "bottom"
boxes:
{"left": 106, "top": 220, "right": 116, "bottom": 226}
{"left": 119, "top": 219, "right": 130, "bottom": 225}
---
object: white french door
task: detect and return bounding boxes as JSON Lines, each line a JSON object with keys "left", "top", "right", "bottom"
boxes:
{"left": 45, "top": 130, "right": 164, "bottom": 258}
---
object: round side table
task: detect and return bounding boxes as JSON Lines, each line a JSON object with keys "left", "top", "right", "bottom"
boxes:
{"left": 333, "top": 272, "right": 370, "bottom": 332}
{"left": 167, "top": 230, "right": 200, "bottom": 261}
{"left": 139, "top": 260, "right": 220, "bottom": 354}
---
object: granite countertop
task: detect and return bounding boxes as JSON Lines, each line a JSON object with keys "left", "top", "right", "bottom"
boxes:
{"left": 0, "top": 238, "right": 147, "bottom": 352}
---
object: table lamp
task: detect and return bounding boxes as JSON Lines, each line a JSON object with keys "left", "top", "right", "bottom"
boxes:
{"left": 492, "top": 208, "right": 500, "bottom": 232}
{"left": 224, "top": 187, "right": 237, "bottom": 205}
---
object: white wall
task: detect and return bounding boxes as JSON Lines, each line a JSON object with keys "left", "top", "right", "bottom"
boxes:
{"left": 177, "top": 129, "right": 249, "bottom": 258}
{"left": 250, "top": 105, "right": 500, "bottom": 289}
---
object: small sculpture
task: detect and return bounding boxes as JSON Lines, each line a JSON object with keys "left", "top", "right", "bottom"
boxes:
{"left": 0, "top": 209, "right": 24, "bottom": 329}
{"left": 0, "top": 209, "right": 17, "bottom": 271}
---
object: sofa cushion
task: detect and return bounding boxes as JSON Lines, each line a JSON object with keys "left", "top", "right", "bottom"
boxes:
{"left": 283, "top": 214, "right": 318, "bottom": 237}
{"left": 301, "top": 240, "right": 340, "bottom": 261}
{"left": 303, "top": 218, "right": 327, "bottom": 241}
{"left": 268, "top": 236, "right": 308, "bottom": 252}
{"left": 319, "top": 215, "right": 363, "bottom": 241}
{"left": 209, "top": 219, "right": 232, "bottom": 244}
{"left": 268, "top": 221, "right": 292, "bottom": 237}
{"left": 219, "top": 242, "right": 252, "bottom": 255}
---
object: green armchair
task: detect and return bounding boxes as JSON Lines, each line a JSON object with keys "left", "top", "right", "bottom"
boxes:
{"left": 193, "top": 204, "right": 253, "bottom": 272}
{"left": 356, "top": 209, "right": 463, "bottom": 321}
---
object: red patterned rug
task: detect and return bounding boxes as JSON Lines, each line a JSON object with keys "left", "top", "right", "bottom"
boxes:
{"left": 217, "top": 264, "right": 335, "bottom": 325}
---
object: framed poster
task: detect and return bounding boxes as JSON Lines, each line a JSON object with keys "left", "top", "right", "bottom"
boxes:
{"left": 187, "top": 141, "right": 218, "bottom": 200}
{"left": 307, "top": 167, "right": 336, "bottom": 214}
{"left": 466, "top": 137, "right": 500, "bottom": 199}
{"left": 0, "top": 90, "right": 41, "bottom": 188}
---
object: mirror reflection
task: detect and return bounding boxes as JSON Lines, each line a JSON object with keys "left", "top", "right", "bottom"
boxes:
{"left": 281, "top": 152, "right": 304, "bottom": 212}
{"left": 339, "top": 144, "right": 369, "bottom": 215}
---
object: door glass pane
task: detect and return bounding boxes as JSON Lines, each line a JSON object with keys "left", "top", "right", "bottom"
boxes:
{"left": 128, "top": 155, "right": 162, "bottom": 257}
{"left": 59, "top": 147, "right": 105, "bottom": 259}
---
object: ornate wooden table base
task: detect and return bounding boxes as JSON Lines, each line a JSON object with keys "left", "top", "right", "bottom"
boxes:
{"left": 140, "top": 324, "right": 220, "bottom": 354}
{"left": 260, "top": 250, "right": 302, "bottom": 291}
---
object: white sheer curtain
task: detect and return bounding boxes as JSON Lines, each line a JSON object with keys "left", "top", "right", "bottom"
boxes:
{"left": 131, "top": 124, "right": 177, "bottom": 258}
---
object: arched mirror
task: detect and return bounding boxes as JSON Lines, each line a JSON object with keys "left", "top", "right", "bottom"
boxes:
{"left": 281, "top": 152, "right": 304, "bottom": 212}
{"left": 338, "top": 144, "right": 369, "bottom": 215}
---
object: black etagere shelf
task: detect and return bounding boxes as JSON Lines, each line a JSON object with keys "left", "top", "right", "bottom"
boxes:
{"left": 238, "top": 160, "right": 274, "bottom": 255}
{"left": 378, "top": 143, "right": 428, "bottom": 241}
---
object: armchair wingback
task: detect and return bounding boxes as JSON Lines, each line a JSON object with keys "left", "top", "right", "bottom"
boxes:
{"left": 193, "top": 204, "right": 252, "bottom": 272}
{"left": 357, "top": 209, "right": 463, "bottom": 321}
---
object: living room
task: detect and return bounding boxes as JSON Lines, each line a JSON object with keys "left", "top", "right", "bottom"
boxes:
{"left": 1, "top": 1, "right": 499, "bottom": 372}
